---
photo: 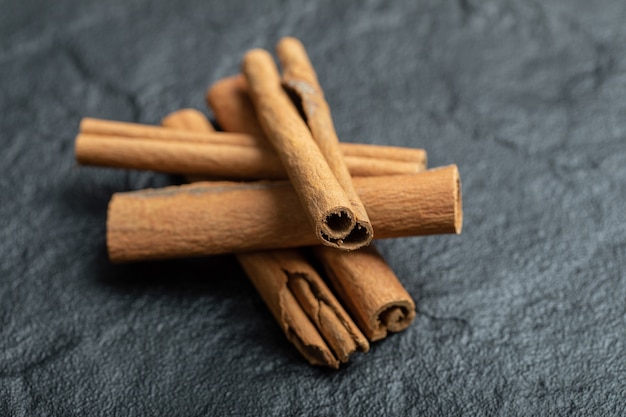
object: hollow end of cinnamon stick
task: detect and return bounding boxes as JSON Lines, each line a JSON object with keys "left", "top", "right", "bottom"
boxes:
{"left": 317, "top": 208, "right": 373, "bottom": 250}
{"left": 371, "top": 302, "right": 417, "bottom": 341}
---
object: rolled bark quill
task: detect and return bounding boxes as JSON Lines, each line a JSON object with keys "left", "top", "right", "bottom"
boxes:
{"left": 238, "top": 250, "right": 369, "bottom": 368}
{"left": 242, "top": 49, "right": 372, "bottom": 250}
{"left": 206, "top": 74, "right": 428, "bottom": 164}
{"left": 107, "top": 165, "right": 462, "bottom": 262}
{"left": 76, "top": 118, "right": 426, "bottom": 178}
{"left": 312, "top": 245, "right": 416, "bottom": 341}
{"left": 275, "top": 36, "right": 372, "bottom": 247}
{"left": 75, "top": 133, "right": 424, "bottom": 180}
{"left": 162, "top": 109, "right": 369, "bottom": 368}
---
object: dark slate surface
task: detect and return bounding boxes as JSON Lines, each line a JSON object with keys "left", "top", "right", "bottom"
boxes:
{"left": 1, "top": 0, "right": 625, "bottom": 415}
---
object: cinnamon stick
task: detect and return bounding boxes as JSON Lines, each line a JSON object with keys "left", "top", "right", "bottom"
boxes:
{"left": 206, "top": 75, "right": 427, "bottom": 164}
{"left": 312, "top": 245, "right": 416, "bottom": 341}
{"left": 81, "top": 117, "right": 261, "bottom": 147}
{"left": 80, "top": 117, "right": 427, "bottom": 168}
{"left": 162, "top": 109, "right": 369, "bottom": 368}
{"left": 242, "top": 49, "right": 372, "bottom": 249}
{"left": 107, "top": 166, "right": 462, "bottom": 262}
{"left": 238, "top": 250, "right": 369, "bottom": 368}
{"left": 276, "top": 37, "right": 372, "bottom": 248}
{"left": 75, "top": 133, "right": 424, "bottom": 179}
{"left": 276, "top": 37, "right": 370, "bottom": 240}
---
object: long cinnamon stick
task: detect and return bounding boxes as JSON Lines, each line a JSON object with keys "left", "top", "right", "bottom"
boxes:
{"left": 162, "top": 109, "right": 369, "bottom": 368}
{"left": 238, "top": 250, "right": 369, "bottom": 368}
{"left": 80, "top": 117, "right": 427, "bottom": 168}
{"left": 206, "top": 75, "right": 428, "bottom": 164}
{"left": 107, "top": 166, "right": 462, "bottom": 262}
{"left": 75, "top": 133, "right": 424, "bottom": 179}
{"left": 242, "top": 49, "right": 371, "bottom": 249}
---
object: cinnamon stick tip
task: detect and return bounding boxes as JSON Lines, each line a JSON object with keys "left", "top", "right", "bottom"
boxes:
{"left": 242, "top": 48, "right": 274, "bottom": 70}
{"left": 161, "top": 108, "right": 206, "bottom": 127}
{"left": 287, "top": 329, "right": 340, "bottom": 369}
{"left": 369, "top": 301, "right": 416, "bottom": 342}
{"left": 276, "top": 36, "right": 305, "bottom": 53}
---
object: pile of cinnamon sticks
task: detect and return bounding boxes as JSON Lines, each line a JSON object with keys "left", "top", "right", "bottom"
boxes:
{"left": 75, "top": 37, "right": 463, "bottom": 368}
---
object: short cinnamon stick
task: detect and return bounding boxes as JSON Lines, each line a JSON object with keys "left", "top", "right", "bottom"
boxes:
{"left": 206, "top": 75, "right": 428, "bottom": 165}
{"left": 242, "top": 49, "right": 371, "bottom": 249}
{"left": 276, "top": 37, "right": 372, "bottom": 247}
{"left": 312, "top": 245, "right": 416, "bottom": 341}
{"left": 162, "top": 109, "right": 369, "bottom": 368}
{"left": 107, "top": 166, "right": 462, "bottom": 262}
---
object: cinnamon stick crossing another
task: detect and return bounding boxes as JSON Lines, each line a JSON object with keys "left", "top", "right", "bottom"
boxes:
{"left": 162, "top": 109, "right": 369, "bottom": 368}
{"left": 243, "top": 49, "right": 372, "bottom": 250}
{"left": 106, "top": 166, "right": 462, "bottom": 262}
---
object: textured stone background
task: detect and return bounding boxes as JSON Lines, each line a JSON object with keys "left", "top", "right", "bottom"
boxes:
{"left": 1, "top": 0, "right": 625, "bottom": 415}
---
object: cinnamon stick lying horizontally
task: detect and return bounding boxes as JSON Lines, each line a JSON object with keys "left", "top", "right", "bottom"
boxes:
{"left": 162, "top": 109, "right": 369, "bottom": 368}
{"left": 79, "top": 117, "right": 427, "bottom": 169}
{"left": 107, "top": 166, "right": 462, "bottom": 262}
{"left": 243, "top": 49, "right": 372, "bottom": 250}
{"left": 75, "top": 133, "right": 425, "bottom": 179}
{"left": 206, "top": 75, "right": 428, "bottom": 164}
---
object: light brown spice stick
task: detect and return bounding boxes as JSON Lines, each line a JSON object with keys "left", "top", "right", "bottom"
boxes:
{"left": 239, "top": 250, "right": 370, "bottom": 368}
{"left": 162, "top": 109, "right": 369, "bottom": 368}
{"left": 206, "top": 74, "right": 428, "bottom": 165}
{"left": 75, "top": 133, "right": 424, "bottom": 179}
{"left": 276, "top": 36, "right": 372, "bottom": 246}
{"left": 312, "top": 245, "right": 416, "bottom": 341}
{"left": 81, "top": 117, "right": 263, "bottom": 147}
{"left": 81, "top": 117, "right": 427, "bottom": 168}
{"left": 107, "top": 166, "right": 462, "bottom": 262}
{"left": 76, "top": 133, "right": 286, "bottom": 179}
{"left": 242, "top": 49, "right": 371, "bottom": 249}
